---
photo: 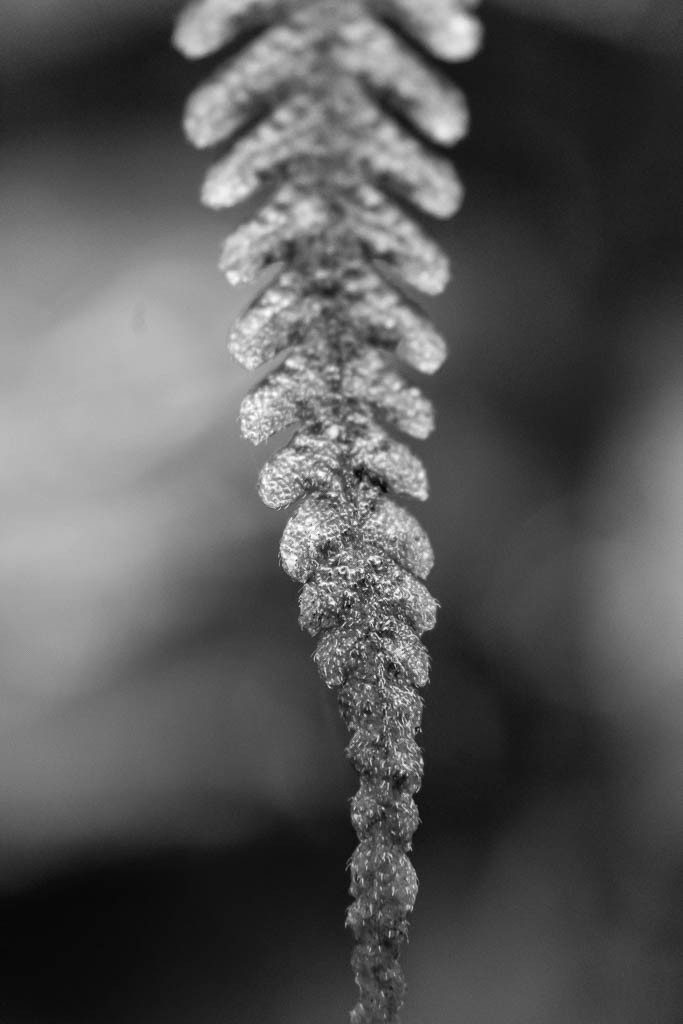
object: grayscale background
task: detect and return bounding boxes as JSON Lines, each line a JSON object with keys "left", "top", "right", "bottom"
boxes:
{"left": 1, "top": 1, "right": 681, "bottom": 1022}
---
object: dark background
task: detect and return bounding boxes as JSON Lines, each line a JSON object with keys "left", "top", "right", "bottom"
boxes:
{"left": 0, "top": 2, "right": 681, "bottom": 1021}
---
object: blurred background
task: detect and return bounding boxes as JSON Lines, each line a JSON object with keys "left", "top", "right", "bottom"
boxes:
{"left": 0, "top": 1, "right": 681, "bottom": 1021}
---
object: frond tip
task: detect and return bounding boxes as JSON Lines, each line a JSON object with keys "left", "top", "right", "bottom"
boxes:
{"left": 174, "top": 0, "right": 481, "bottom": 1019}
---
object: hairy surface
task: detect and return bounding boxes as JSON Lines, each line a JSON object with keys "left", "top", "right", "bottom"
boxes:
{"left": 174, "top": 1, "right": 481, "bottom": 1019}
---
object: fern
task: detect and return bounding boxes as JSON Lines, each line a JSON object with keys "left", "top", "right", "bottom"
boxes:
{"left": 173, "top": 1, "right": 482, "bottom": 1020}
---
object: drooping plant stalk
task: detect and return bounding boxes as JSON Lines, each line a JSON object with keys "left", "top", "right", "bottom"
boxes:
{"left": 173, "top": 1, "right": 481, "bottom": 1019}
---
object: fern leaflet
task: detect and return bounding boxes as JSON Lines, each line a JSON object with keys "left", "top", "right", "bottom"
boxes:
{"left": 174, "top": 1, "right": 482, "bottom": 1020}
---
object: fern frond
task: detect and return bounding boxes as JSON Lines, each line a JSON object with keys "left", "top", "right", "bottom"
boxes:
{"left": 174, "top": 1, "right": 481, "bottom": 1020}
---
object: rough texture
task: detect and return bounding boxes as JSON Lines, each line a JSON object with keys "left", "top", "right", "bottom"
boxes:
{"left": 174, "top": 1, "right": 481, "bottom": 1020}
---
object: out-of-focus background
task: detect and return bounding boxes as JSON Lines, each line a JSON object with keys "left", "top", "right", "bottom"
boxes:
{"left": 1, "top": 2, "right": 681, "bottom": 1021}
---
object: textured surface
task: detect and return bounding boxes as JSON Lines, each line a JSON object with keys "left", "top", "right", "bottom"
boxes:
{"left": 174, "top": 1, "right": 480, "bottom": 1020}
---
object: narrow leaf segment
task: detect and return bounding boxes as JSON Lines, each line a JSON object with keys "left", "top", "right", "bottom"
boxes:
{"left": 174, "top": 2, "right": 481, "bottom": 1020}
